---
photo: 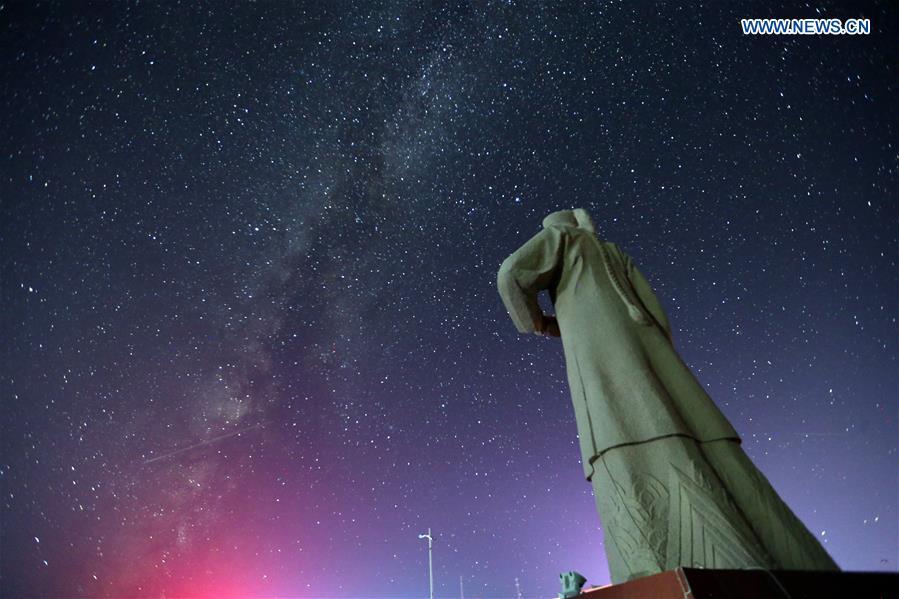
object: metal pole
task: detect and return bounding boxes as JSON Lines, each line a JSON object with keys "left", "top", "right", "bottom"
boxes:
{"left": 418, "top": 528, "right": 434, "bottom": 599}
{"left": 428, "top": 528, "right": 434, "bottom": 599}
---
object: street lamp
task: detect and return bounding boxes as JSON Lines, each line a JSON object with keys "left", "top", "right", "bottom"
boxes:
{"left": 417, "top": 527, "right": 434, "bottom": 599}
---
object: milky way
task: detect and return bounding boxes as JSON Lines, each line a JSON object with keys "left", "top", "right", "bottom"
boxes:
{"left": 2, "top": 2, "right": 896, "bottom": 597}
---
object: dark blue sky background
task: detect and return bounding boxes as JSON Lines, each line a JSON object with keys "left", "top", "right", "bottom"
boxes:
{"left": 2, "top": 1, "right": 896, "bottom": 597}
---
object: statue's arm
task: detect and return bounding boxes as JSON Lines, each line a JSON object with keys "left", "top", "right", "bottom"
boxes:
{"left": 623, "top": 253, "right": 673, "bottom": 343}
{"left": 497, "top": 227, "right": 564, "bottom": 334}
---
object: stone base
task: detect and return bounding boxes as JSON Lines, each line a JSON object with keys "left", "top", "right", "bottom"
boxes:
{"left": 577, "top": 568, "right": 898, "bottom": 599}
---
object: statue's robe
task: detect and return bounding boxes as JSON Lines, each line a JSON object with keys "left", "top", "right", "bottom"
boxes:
{"left": 497, "top": 213, "right": 839, "bottom": 583}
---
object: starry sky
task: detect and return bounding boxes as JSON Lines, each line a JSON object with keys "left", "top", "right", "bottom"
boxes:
{"left": 1, "top": 1, "right": 896, "bottom": 598}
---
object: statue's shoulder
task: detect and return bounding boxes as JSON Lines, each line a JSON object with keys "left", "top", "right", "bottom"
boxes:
{"left": 596, "top": 240, "right": 630, "bottom": 265}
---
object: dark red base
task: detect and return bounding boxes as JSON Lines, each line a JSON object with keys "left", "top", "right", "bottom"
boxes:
{"left": 578, "top": 568, "right": 898, "bottom": 599}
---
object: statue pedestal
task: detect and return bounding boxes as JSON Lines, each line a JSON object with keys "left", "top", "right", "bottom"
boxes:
{"left": 577, "top": 568, "right": 898, "bottom": 598}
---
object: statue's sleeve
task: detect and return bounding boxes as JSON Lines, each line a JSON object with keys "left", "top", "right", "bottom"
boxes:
{"left": 497, "top": 227, "right": 565, "bottom": 334}
{"left": 623, "top": 252, "right": 673, "bottom": 341}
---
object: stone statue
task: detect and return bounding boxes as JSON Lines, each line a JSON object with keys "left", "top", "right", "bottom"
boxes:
{"left": 497, "top": 208, "right": 839, "bottom": 584}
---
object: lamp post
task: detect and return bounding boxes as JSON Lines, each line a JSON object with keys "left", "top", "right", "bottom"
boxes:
{"left": 417, "top": 528, "right": 434, "bottom": 599}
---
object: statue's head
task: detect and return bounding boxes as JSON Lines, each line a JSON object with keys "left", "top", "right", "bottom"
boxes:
{"left": 543, "top": 208, "right": 596, "bottom": 234}
{"left": 542, "top": 209, "right": 577, "bottom": 228}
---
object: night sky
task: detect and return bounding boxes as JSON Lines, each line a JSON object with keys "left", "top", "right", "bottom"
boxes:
{"left": 2, "top": 2, "right": 896, "bottom": 598}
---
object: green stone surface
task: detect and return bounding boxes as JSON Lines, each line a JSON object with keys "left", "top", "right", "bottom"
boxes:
{"left": 498, "top": 209, "right": 839, "bottom": 582}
